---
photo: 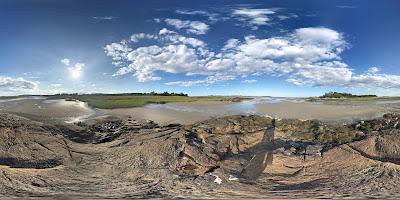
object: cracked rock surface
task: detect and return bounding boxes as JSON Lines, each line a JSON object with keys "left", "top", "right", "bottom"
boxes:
{"left": 1, "top": 113, "right": 400, "bottom": 199}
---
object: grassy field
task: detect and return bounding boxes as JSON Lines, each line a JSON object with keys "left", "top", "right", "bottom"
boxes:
{"left": 47, "top": 94, "right": 253, "bottom": 109}
{"left": 306, "top": 96, "right": 400, "bottom": 102}
{"left": 0, "top": 96, "right": 18, "bottom": 100}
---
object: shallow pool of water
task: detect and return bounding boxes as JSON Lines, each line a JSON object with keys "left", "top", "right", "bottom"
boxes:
{"left": 0, "top": 97, "right": 99, "bottom": 123}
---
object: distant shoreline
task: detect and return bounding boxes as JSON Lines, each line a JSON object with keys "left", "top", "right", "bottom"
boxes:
{"left": 306, "top": 96, "right": 400, "bottom": 102}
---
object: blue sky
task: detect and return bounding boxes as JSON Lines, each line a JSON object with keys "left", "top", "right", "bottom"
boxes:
{"left": 1, "top": 0, "right": 400, "bottom": 97}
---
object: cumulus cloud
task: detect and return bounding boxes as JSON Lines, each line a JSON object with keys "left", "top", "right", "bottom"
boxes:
{"left": 0, "top": 76, "right": 37, "bottom": 91}
{"left": 104, "top": 29, "right": 210, "bottom": 81}
{"left": 368, "top": 67, "right": 380, "bottom": 74}
{"left": 287, "top": 64, "right": 400, "bottom": 88}
{"left": 165, "top": 75, "right": 235, "bottom": 87}
{"left": 104, "top": 27, "right": 400, "bottom": 89}
{"left": 232, "top": 8, "right": 277, "bottom": 29}
{"left": 165, "top": 18, "right": 209, "bottom": 35}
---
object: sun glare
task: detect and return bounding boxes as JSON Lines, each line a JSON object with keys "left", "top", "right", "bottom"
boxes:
{"left": 67, "top": 62, "right": 84, "bottom": 79}
{"left": 70, "top": 69, "right": 81, "bottom": 79}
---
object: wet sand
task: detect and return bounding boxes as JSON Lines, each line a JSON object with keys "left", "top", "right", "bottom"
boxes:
{"left": 253, "top": 101, "right": 387, "bottom": 123}
{"left": 0, "top": 97, "right": 96, "bottom": 122}
{"left": 1, "top": 97, "right": 398, "bottom": 125}
{"left": 103, "top": 101, "right": 239, "bottom": 125}
{"left": 103, "top": 99, "right": 395, "bottom": 125}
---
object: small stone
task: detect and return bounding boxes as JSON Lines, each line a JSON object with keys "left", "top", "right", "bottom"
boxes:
{"left": 213, "top": 175, "right": 222, "bottom": 184}
{"left": 228, "top": 175, "right": 239, "bottom": 181}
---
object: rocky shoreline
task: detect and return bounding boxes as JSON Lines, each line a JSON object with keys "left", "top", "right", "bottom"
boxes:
{"left": 1, "top": 113, "right": 400, "bottom": 198}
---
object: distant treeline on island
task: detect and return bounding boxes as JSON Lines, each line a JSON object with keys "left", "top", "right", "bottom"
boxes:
{"left": 320, "top": 92, "right": 377, "bottom": 98}
{"left": 47, "top": 91, "right": 189, "bottom": 97}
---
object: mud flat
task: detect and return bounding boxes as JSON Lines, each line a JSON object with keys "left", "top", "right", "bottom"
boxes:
{"left": 102, "top": 100, "right": 238, "bottom": 125}
{"left": 0, "top": 97, "right": 398, "bottom": 126}
{"left": 253, "top": 101, "right": 387, "bottom": 123}
{"left": 0, "top": 97, "right": 97, "bottom": 123}
{"left": 1, "top": 113, "right": 400, "bottom": 198}
{"left": 102, "top": 98, "right": 392, "bottom": 125}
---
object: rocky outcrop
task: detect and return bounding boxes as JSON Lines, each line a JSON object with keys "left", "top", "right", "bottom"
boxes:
{"left": 0, "top": 115, "right": 70, "bottom": 169}
{"left": 1, "top": 113, "right": 400, "bottom": 198}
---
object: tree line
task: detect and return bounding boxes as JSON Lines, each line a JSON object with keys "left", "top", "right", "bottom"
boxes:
{"left": 320, "top": 92, "right": 376, "bottom": 98}
{"left": 49, "top": 91, "right": 188, "bottom": 97}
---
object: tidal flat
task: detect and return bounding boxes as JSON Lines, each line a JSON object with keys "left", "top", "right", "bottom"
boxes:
{"left": 102, "top": 97, "right": 397, "bottom": 125}
{"left": 0, "top": 96, "right": 398, "bottom": 125}
{"left": 2, "top": 96, "right": 400, "bottom": 199}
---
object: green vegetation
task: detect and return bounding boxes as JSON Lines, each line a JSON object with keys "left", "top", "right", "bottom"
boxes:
{"left": 277, "top": 119, "right": 365, "bottom": 145}
{"left": 305, "top": 92, "right": 400, "bottom": 102}
{"left": 340, "top": 96, "right": 400, "bottom": 102}
{"left": 46, "top": 92, "right": 252, "bottom": 109}
{"left": 320, "top": 92, "right": 377, "bottom": 99}
{"left": 0, "top": 96, "right": 18, "bottom": 100}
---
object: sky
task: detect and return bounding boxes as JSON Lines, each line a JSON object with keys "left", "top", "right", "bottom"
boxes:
{"left": 1, "top": 0, "right": 400, "bottom": 97}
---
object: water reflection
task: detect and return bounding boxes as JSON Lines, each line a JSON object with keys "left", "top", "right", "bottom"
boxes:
{"left": 0, "top": 97, "right": 97, "bottom": 123}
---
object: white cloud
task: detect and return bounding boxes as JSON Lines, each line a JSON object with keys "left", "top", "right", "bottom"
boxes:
{"left": 294, "top": 27, "right": 344, "bottom": 46}
{"left": 104, "top": 27, "right": 400, "bottom": 89}
{"left": 165, "top": 18, "right": 209, "bottom": 35}
{"left": 0, "top": 76, "right": 37, "bottom": 91}
{"left": 61, "top": 58, "right": 70, "bottom": 66}
{"left": 287, "top": 62, "right": 352, "bottom": 86}
{"left": 222, "top": 39, "right": 240, "bottom": 50}
{"left": 130, "top": 33, "right": 158, "bottom": 42}
{"left": 349, "top": 73, "right": 400, "bottom": 89}
{"left": 242, "top": 79, "right": 257, "bottom": 83}
{"left": 287, "top": 64, "right": 400, "bottom": 89}
{"left": 50, "top": 83, "right": 61, "bottom": 87}
{"left": 165, "top": 75, "right": 235, "bottom": 87}
{"left": 368, "top": 67, "right": 380, "bottom": 74}
{"left": 93, "top": 16, "right": 116, "bottom": 20}
{"left": 104, "top": 42, "right": 132, "bottom": 67}
{"left": 175, "top": 9, "right": 219, "bottom": 22}
{"left": 232, "top": 8, "right": 277, "bottom": 29}
{"left": 104, "top": 29, "right": 210, "bottom": 81}
{"left": 159, "top": 28, "right": 176, "bottom": 35}
{"left": 277, "top": 13, "right": 298, "bottom": 21}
